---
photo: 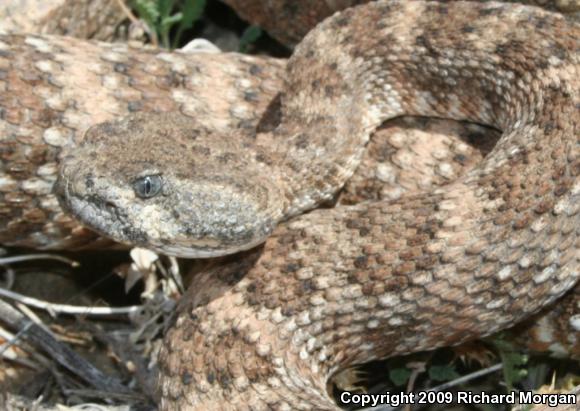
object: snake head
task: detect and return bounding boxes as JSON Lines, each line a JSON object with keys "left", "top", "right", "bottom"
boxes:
{"left": 54, "top": 112, "right": 287, "bottom": 258}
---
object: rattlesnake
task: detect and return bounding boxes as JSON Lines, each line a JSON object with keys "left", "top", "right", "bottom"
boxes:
{"left": 0, "top": 34, "right": 285, "bottom": 250}
{"left": 52, "top": 0, "right": 579, "bottom": 409}
{"left": 221, "top": 0, "right": 580, "bottom": 46}
{"left": 0, "top": 31, "right": 576, "bottom": 355}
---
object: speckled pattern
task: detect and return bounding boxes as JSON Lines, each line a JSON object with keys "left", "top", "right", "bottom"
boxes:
{"left": 0, "top": 34, "right": 285, "bottom": 249}
{"left": 0, "top": 0, "right": 578, "bottom": 409}
{"left": 59, "top": 1, "right": 580, "bottom": 409}
{"left": 0, "top": 0, "right": 125, "bottom": 41}
{"left": 1, "top": 30, "right": 575, "bottom": 360}
{"left": 222, "top": 0, "right": 580, "bottom": 46}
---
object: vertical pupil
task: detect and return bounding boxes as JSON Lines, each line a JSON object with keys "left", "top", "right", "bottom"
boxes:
{"left": 144, "top": 178, "right": 151, "bottom": 195}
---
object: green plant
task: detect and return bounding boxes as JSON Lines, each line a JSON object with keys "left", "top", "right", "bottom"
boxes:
{"left": 388, "top": 366, "right": 412, "bottom": 387}
{"left": 428, "top": 364, "right": 460, "bottom": 382}
{"left": 132, "top": 0, "right": 206, "bottom": 49}
{"left": 490, "top": 337, "right": 528, "bottom": 391}
{"left": 239, "top": 25, "right": 262, "bottom": 53}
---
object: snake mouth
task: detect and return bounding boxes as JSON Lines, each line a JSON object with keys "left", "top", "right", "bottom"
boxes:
{"left": 70, "top": 195, "right": 153, "bottom": 246}
{"left": 54, "top": 174, "right": 149, "bottom": 245}
{"left": 54, "top": 171, "right": 277, "bottom": 257}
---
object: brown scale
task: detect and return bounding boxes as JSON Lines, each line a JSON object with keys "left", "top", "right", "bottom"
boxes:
{"left": 1, "top": 0, "right": 126, "bottom": 41}
{"left": 0, "top": 33, "right": 286, "bottom": 249}
{"left": 154, "top": 2, "right": 578, "bottom": 409}
{"left": 0, "top": 1, "right": 577, "bottom": 409}
{"left": 222, "top": 0, "right": 579, "bottom": 46}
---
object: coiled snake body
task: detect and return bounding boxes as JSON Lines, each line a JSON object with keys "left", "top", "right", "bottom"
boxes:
{"left": 53, "top": 1, "right": 580, "bottom": 409}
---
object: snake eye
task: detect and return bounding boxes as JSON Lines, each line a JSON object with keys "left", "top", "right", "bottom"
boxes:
{"left": 133, "top": 175, "right": 163, "bottom": 199}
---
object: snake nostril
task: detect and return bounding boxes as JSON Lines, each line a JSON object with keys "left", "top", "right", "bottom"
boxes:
{"left": 105, "top": 201, "right": 117, "bottom": 213}
{"left": 85, "top": 174, "right": 95, "bottom": 189}
{"left": 94, "top": 195, "right": 117, "bottom": 213}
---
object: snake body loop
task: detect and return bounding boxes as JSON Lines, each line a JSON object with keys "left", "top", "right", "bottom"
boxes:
{"left": 53, "top": 1, "right": 579, "bottom": 409}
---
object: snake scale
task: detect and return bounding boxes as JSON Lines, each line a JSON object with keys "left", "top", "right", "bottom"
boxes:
{"left": 0, "top": 0, "right": 578, "bottom": 409}
{"left": 50, "top": 0, "right": 580, "bottom": 409}
{"left": 220, "top": 0, "right": 580, "bottom": 46}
